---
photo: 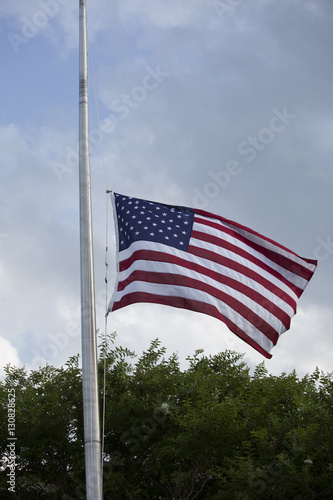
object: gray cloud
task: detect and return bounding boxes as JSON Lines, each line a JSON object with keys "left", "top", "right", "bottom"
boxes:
{"left": 0, "top": 0, "right": 332, "bottom": 377}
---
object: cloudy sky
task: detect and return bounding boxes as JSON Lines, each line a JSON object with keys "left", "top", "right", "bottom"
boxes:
{"left": 0, "top": 0, "right": 332, "bottom": 379}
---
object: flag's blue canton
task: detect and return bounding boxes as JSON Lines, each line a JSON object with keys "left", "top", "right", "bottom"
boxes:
{"left": 114, "top": 193, "right": 194, "bottom": 251}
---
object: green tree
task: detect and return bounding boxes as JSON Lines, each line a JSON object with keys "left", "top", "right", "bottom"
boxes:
{"left": 0, "top": 356, "right": 85, "bottom": 499}
{"left": 1, "top": 336, "right": 333, "bottom": 499}
{"left": 100, "top": 336, "right": 333, "bottom": 499}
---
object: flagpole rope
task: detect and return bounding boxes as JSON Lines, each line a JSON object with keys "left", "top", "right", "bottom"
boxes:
{"left": 87, "top": 30, "right": 110, "bottom": 191}
{"left": 87, "top": 28, "right": 110, "bottom": 476}
{"left": 101, "top": 190, "right": 109, "bottom": 467}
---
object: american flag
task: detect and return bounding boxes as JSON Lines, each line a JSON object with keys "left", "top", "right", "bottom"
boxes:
{"left": 109, "top": 193, "right": 317, "bottom": 358}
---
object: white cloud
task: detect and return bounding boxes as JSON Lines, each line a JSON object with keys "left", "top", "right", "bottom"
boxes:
{"left": 0, "top": 337, "right": 20, "bottom": 379}
{"left": 270, "top": 304, "right": 333, "bottom": 377}
{"left": 118, "top": 0, "right": 207, "bottom": 28}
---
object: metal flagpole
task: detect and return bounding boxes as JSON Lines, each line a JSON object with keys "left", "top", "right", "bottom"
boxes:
{"left": 79, "top": 0, "right": 103, "bottom": 498}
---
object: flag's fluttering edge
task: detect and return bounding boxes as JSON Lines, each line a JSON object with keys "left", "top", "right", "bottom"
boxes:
{"left": 109, "top": 193, "right": 317, "bottom": 358}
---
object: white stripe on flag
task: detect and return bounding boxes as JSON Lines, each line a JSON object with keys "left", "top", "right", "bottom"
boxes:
{"left": 193, "top": 219, "right": 310, "bottom": 291}
{"left": 117, "top": 258, "right": 286, "bottom": 333}
{"left": 112, "top": 279, "right": 275, "bottom": 355}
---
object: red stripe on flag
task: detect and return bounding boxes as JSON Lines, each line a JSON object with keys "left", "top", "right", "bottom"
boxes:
{"left": 195, "top": 209, "right": 317, "bottom": 267}
{"left": 118, "top": 249, "right": 291, "bottom": 328}
{"left": 194, "top": 215, "right": 315, "bottom": 281}
{"left": 187, "top": 245, "right": 297, "bottom": 310}
{"left": 191, "top": 228, "right": 303, "bottom": 297}
{"left": 116, "top": 269, "right": 281, "bottom": 343}
{"left": 112, "top": 291, "right": 273, "bottom": 359}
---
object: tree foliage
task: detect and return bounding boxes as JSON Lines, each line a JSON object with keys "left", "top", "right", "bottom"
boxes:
{"left": 1, "top": 335, "right": 333, "bottom": 499}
